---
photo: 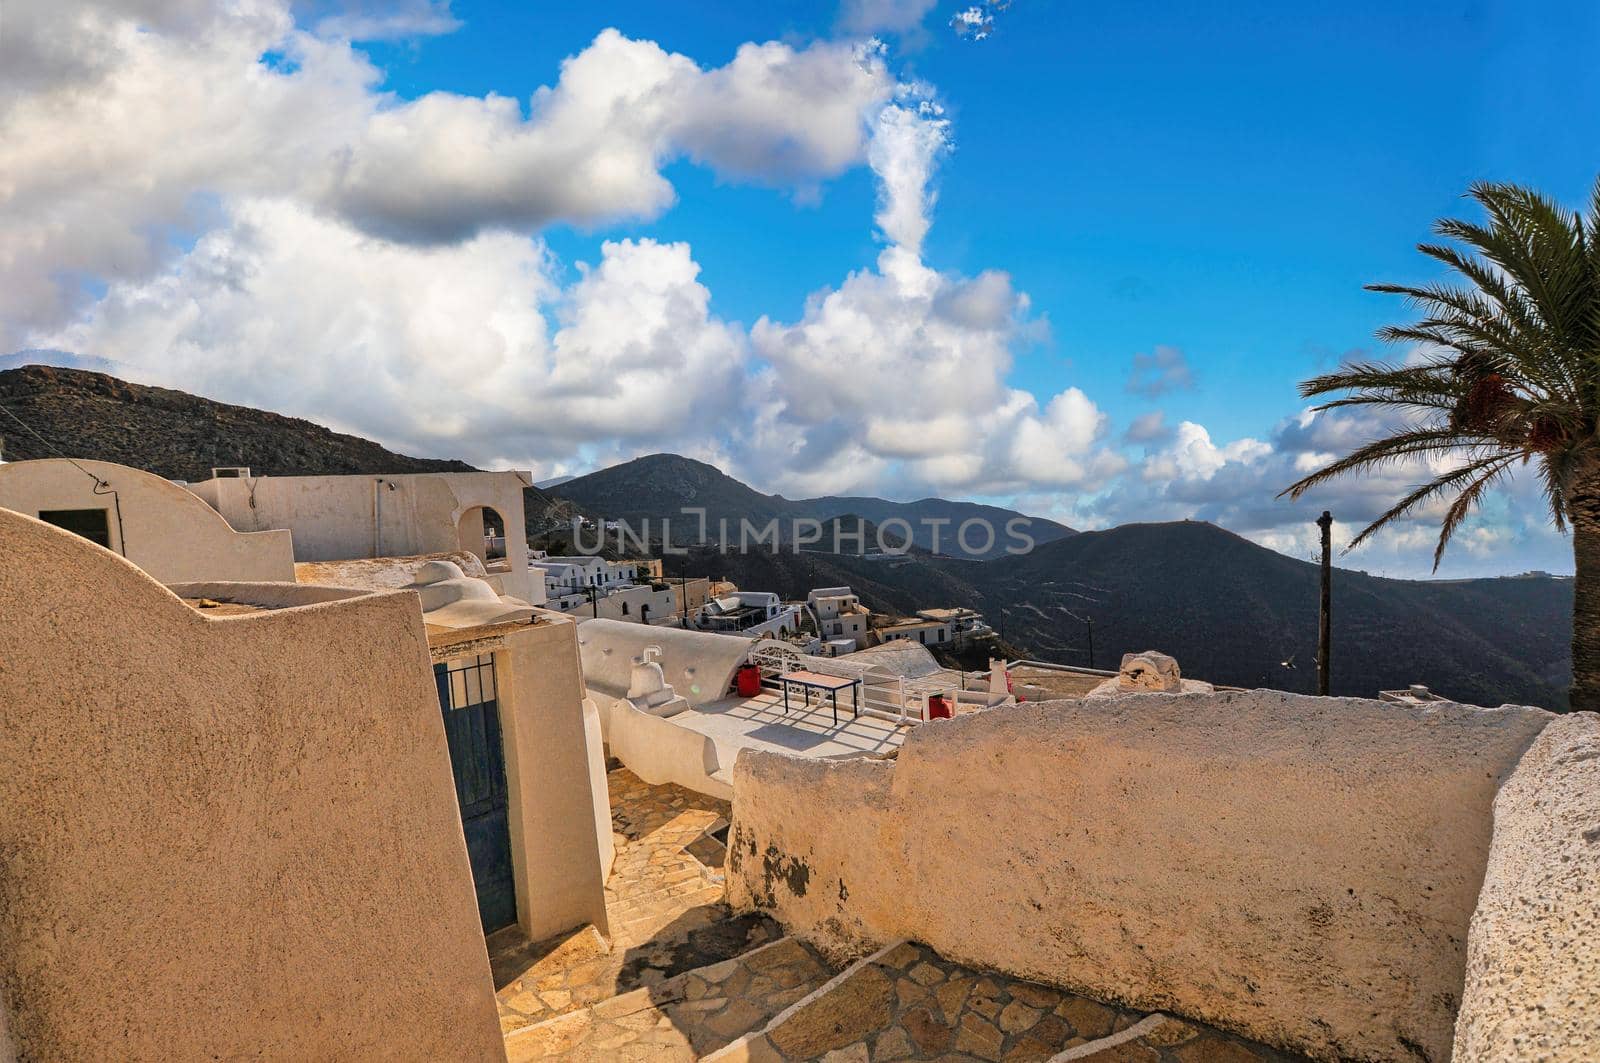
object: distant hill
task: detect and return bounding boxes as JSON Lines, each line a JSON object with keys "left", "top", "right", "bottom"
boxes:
{"left": 2, "top": 365, "right": 1570, "bottom": 709}
{"left": 0, "top": 365, "right": 475, "bottom": 480}
{"left": 667, "top": 517, "right": 1571, "bottom": 709}
{"left": 952, "top": 520, "right": 1572, "bottom": 710}
{"left": 0, "top": 364, "right": 566, "bottom": 527}
{"left": 550, "top": 453, "right": 1074, "bottom": 560}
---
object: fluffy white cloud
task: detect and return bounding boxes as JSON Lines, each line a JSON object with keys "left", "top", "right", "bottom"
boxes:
{"left": 43, "top": 198, "right": 744, "bottom": 468}
{"left": 745, "top": 97, "right": 1124, "bottom": 498}
{"left": 866, "top": 92, "right": 949, "bottom": 252}
{"left": 324, "top": 32, "right": 893, "bottom": 243}
{"left": 1140, "top": 421, "right": 1269, "bottom": 482}
{"left": 1069, "top": 403, "right": 1569, "bottom": 577}
{"left": 0, "top": 1, "right": 379, "bottom": 340}
{"left": 0, "top": 2, "right": 892, "bottom": 344}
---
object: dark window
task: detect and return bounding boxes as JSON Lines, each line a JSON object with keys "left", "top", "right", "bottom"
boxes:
{"left": 39, "top": 508, "right": 111, "bottom": 549}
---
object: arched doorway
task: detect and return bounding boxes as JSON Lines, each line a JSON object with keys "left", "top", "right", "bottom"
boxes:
{"left": 457, "top": 506, "right": 507, "bottom": 567}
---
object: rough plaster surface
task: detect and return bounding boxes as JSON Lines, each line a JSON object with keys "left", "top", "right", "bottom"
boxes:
{"left": 192, "top": 469, "right": 543, "bottom": 603}
{"left": 0, "top": 509, "right": 504, "bottom": 1062}
{"left": 494, "top": 617, "right": 613, "bottom": 941}
{"left": 726, "top": 690, "right": 1554, "bottom": 1062}
{"left": 296, "top": 549, "right": 491, "bottom": 589}
{"left": 1452, "top": 712, "right": 1600, "bottom": 1062}
{"left": 0, "top": 457, "right": 294, "bottom": 583}
{"left": 577, "top": 619, "right": 752, "bottom": 707}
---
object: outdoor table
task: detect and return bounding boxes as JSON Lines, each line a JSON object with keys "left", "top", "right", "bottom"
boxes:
{"left": 777, "top": 670, "right": 861, "bottom": 725}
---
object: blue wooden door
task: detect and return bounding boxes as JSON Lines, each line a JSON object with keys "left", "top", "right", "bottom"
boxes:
{"left": 434, "top": 655, "right": 517, "bottom": 934}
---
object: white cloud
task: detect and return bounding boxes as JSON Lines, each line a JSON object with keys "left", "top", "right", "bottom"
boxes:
{"left": 0, "top": 3, "right": 893, "bottom": 343}
{"left": 43, "top": 199, "right": 744, "bottom": 470}
{"left": 325, "top": 32, "right": 894, "bottom": 243}
{"left": 0, "top": 1, "right": 378, "bottom": 340}
{"left": 744, "top": 96, "right": 1123, "bottom": 498}
{"left": 866, "top": 90, "right": 950, "bottom": 253}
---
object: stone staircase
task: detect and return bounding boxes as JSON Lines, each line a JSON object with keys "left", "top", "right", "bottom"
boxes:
{"left": 503, "top": 935, "right": 836, "bottom": 1061}
{"left": 504, "top": 932, "right": 1308, "bottom": 1063}
{"left": 700, "top": 940, "right": 1306, "bottom": 1063}
{"left": 499, "top": 769, "right": 1306, "bottom": 1062}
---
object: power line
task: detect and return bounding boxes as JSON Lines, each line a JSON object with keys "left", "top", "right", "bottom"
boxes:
{"left": 0, "top": 399, "right": 129, "bottom": 556}
{"left": 0, "top": 401, "right": 109, "bottom": 488}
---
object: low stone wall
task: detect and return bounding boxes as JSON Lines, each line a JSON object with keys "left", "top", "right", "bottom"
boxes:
{"left": 726, "top": 691, "right": 1553, "bottom": 1062}
{"left": 1452, "top": 712, "right": 1600, "bottom": 1061}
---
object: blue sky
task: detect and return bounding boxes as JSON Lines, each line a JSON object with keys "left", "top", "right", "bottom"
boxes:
{"left": 354, "top": 0, "right": 1600, "bottom": 445}
{"left": 5, "top": 0, "right": 1597, "bottom": 576}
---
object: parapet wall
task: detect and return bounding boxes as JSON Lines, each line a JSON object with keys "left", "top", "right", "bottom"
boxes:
{"left": 0, "top": 457, "right": 294, "bottom": 583}
{"left": 726, "top": 691, "right": 1553, "bottom": 1062}
{"left": 1452, "top": 712, "right": 1600, "bottom": 1062}
{"left": 0, "top": 509, "right": 502, "bottom": 1061}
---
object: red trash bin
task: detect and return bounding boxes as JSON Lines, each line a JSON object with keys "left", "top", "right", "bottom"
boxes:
{"left": 736, "top": 664, "right": 763, "bottom": 698}
{"left": 926, "top": 694, "right": 953, "bottom": 720}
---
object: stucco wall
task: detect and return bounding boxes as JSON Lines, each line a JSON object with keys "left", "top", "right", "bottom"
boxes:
{"left": 0, "top": 458, "right": 294, "bottom": 583}
{"left": 726, "top": 691, "right": 1553, "bottom": 1063}
{"left": 295, "top": 550, "right": 492, "bottom": 590}
{"left": 606, "top": 697, "right": 734, "bottom": 800}
{"left": 493, "top": 616, "right": 612, "bottom": 941}
{"left": 0, "top": 509, "right": 503, "bottom": 1062}
{"left": 576, "top": 619, "right": 754, "bottom": 707}
{"left": 189, "top": 470, "right": 542, "bottom": 603}
{"left": 1452, "top": 711, "right": 1600, "bottom": 1062}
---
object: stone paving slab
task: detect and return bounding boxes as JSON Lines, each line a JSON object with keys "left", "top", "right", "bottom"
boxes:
{"left": 494, "top": 768, "right": 759, "bottom": 1035}
{"left": 505, "top": 935, "right": 838, "bottom": 1062}
{"left": 716, "top": 941, "right": 1310, "bottom": 1063}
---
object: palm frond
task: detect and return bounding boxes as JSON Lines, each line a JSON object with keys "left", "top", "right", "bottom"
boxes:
{"left": 1287, "top": 175, "right": 1598, "bottom": 572}
{"left": 1279, "top": 428, "right": 1502, "bottom": 501}
{"left": 1430, "top": 457, "right": 1517, "bottom": 571}
{"left": 1344, "top": 453, "right": 1515, "bottom": 552}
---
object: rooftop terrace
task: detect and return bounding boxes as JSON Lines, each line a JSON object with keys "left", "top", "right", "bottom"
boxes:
{"left": 673, "top": 688, "right": 910, "bottom": 762}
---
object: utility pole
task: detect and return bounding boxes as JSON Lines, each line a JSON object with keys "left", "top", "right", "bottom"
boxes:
{"left": 1085, "top": 617, "right": 1095, "bottom": 671}
{"left": 1316, "top": 510, "right": 1332, "bottom": 696}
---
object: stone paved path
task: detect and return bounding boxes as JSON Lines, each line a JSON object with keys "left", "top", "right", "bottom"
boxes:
{"left": 492, "top": 768, "right": 779, "bottom": 1035}
{"left": 719, "top": 941, "right": 1309, "bottom": 1062}
{"left": 504, "top": 936, "right": 836, "bottom": 1061}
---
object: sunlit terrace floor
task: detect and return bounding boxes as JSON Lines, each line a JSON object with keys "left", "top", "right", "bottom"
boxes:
{"left": 673, "top": 687, "right": 913, "bottom": 764}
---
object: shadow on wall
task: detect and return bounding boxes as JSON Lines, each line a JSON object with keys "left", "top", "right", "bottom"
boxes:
{"left": 0, "top": 508, "right": 503, "bottom": 1061}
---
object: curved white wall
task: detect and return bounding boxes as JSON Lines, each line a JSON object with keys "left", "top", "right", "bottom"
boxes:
{"left": 576, "top": 618, "right": 754, "bottom": 707}
{"left": 0, "top": 459, "right": 294, "bottom": 584}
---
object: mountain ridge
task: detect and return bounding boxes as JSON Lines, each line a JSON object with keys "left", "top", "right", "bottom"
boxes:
{"left": 0, "top": 364, "right": 1571, "bottom": 708}
{"left": 549, "top": 452, "right": 1075, "bottom": 560}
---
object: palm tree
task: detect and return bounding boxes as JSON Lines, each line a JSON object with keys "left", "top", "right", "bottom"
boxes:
{"left": 1282, "top": 178, "right": 1600, "bottom": 711}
